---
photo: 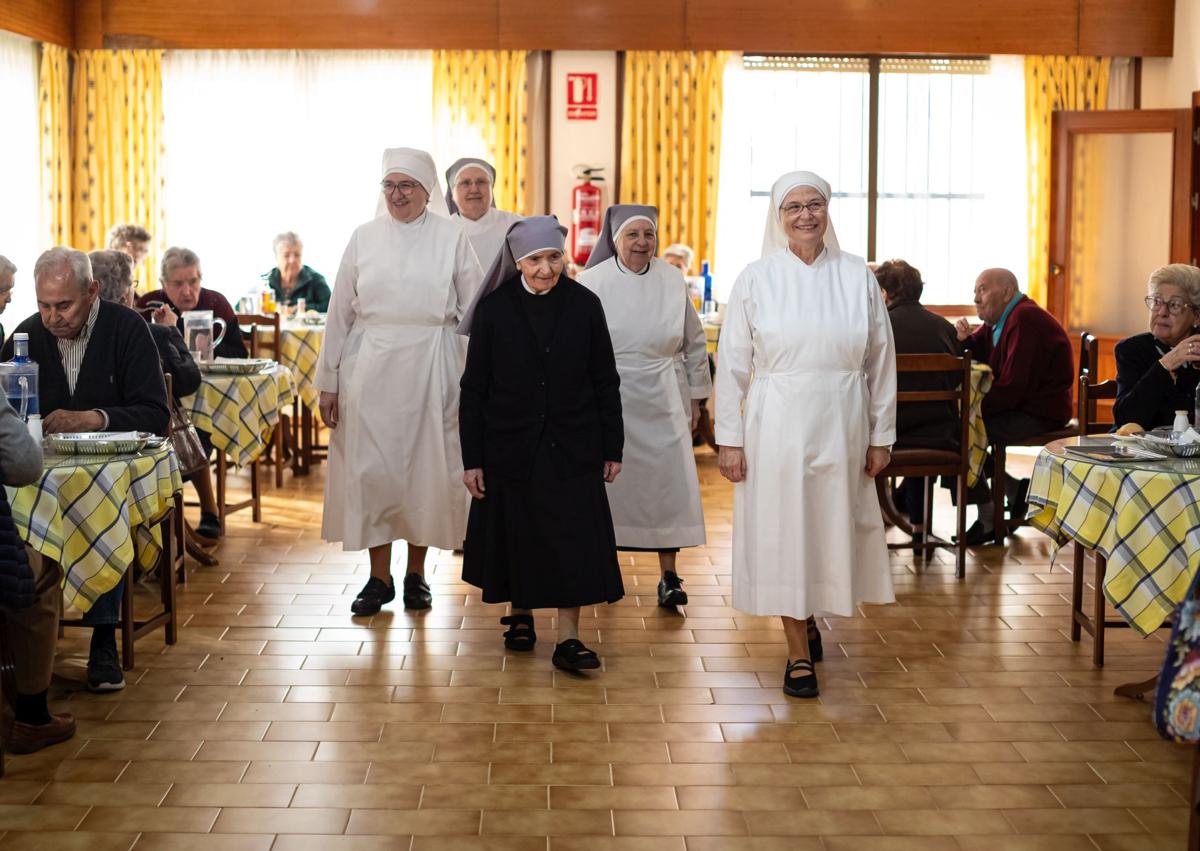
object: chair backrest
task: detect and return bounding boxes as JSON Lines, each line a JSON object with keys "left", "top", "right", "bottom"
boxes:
{"left": 1079, "top": 331, "right": 1098, "bottom": 378}
{"left": 893, "top": 351, "right": 973, "bottom": 474}
{"left": 1078, "top": 367, "right": 1118, "bottom": 436}
{"left": 237, "top": 312, "right": 281, "bottom": 359}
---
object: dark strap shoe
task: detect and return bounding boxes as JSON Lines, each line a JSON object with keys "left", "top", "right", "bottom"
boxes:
{"left": 783, "top": 658, "right": 819, "bottom": 698}
{"left": 553, "top": 638, "right": 601, "bottom": 672}
{"left": 351, "top": 576, "right": 395, "bottom": 616}
{"left": 402, "top": 573, "right": 433, "bottom": 610}
{"left": 500, "top": 614, "right": 536, "bottom": 651}
{"left": 7, "top": 713, "right": 76, "bottom": 754}
{"left": 657, "top": 570, "right": 688, "bottom": 607}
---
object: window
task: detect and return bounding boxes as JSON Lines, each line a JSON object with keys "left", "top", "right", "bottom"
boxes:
{"left": 714, "top": 54, "right": 1027, "bottom": 305}
{"left": 0, "top": 31, "right": 42, "bottom": 324}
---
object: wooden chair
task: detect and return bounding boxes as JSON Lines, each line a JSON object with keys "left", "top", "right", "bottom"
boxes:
{"left": 237, "top": 312, "right": 286, "bottom": 488}
{"left": 876, "top": 352, "right": 973, "bottom": 579}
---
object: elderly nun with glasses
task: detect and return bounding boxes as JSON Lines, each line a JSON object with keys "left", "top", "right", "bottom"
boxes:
{"left": 316, "top": 147, "right": 483, "bottom": 617}
{"left": 457, "top": 216, "right": 625, "bottom": 672}
{"left": 714, "top": 171, "right": 897, "bottom": 699}
{"left": 578, "top": 205, "right": 710, "bottom": 610}
{"left": 444, "top": 157, "right": 524, "bottom": 271}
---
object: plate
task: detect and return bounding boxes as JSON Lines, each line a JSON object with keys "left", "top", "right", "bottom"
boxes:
{"left": 300, "top": 315, "right": 326, "bottom": 326}
{"left": 48, "top": 431, "right": 157, "bottom": 454}
{"left": 201, "top": 358, "right": 276, "bottom": 375}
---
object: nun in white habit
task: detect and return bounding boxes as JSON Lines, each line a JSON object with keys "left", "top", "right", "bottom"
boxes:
{"left": 316, "top": 147, "right": 483, "bottom": 617}
{"left": 714, "top": 170, "right": 897, "bottom": 699}
{"left": 445, "top": 157, "right": 524, "bottom": 272}
{"left": 578, "top": 204, "right": 710, "bottom": 609}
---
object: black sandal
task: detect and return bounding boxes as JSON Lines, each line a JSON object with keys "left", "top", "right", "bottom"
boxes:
{"left": 806, "top": 616, "right": 823, "bottom": 663}
{"left": 552, "top": 638, "right": 600, "bottom": 672}
{"left": 500, "top": 614, "right": 537, "bottom": 651}
{"left": 783, "top": 658, "right": 819, "bottom": 698}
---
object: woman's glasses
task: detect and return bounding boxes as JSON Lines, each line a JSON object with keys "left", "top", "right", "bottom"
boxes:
{"left": 380, "top": 180, "right": 422, "bottom": 196}
{"left": 781, "top": 200, "right": 827, "bottom": 217}
{"left": 1144, "top": 295, "right": 1192, "bottom": 315}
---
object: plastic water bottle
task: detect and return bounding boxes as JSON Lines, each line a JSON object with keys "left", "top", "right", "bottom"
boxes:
{"left": 0, "top": 332, "right": 39, "bottom": 421}
{"left": 701, "top": 260, "right": 714, "bottom": 316}
{"left": 1173, "top": 409, "right": 1190, "bottom": 440}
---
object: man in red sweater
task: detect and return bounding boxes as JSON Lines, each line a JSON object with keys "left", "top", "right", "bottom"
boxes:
{"left": 954, "top": 268, "right": 1073, "bottom": 544}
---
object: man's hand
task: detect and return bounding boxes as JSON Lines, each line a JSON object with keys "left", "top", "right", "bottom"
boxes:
{"left": 318, "top": 391, "right": 339, "bottom": 429}
{"left": 44, "top": 409, "right": 105, "bottom": 434}
{"left": 718, "top": 446, "right": 747, "bottom": 483}
{"left": 603, "top": 461, "right": 622, "bottom": 483}
{"left": 954, "top": 317, "right": 973, "bottom": 342}
{"left": 463, "top": 468, "right": 486, "bottom": 499}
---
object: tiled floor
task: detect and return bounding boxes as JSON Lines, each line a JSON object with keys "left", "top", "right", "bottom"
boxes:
{"left": 0, "top": 450, "right": 1191, "bottom": 850}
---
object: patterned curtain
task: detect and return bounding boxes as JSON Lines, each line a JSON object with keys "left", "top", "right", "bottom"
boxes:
{"left": 38, "top": 43, "right": 71, "bottom": 247}
{"left": 1025, "top": 56, "right": 1111, "bottom": 309}
{"left": 620, "top": 51, "right": 730, "bottom": 271}
{"left": 433, "top": 50, "right": 531, "bottom": 215}
{"left": 72, "top": 49, "right": 164, "bottom": 287}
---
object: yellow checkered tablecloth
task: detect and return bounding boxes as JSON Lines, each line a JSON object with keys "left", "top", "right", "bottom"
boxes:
{"left": 5, "top": 445, "right": 182, "bottom": 614}
{"left": 280, "top": 323, "right": 324, "bottom": 410}
{"left": 966, "top": 364, "right": 993, "bottom": 488}
{"left": 1026, "top": 443, "right": 1200, "bottom": 637}
{"left": 184, "top": 364, "right": 296, "bottom": 467}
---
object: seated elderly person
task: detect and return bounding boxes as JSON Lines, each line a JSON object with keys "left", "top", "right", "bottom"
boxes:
{"left": 662, "top": 243, "right": 695, "bottom": 276}
{"left": 1113, "top": 264, "right": 1200, "bottom": 432}
{"left": 264, "top": 231, "right": 330, "bottom": 313}
{"left": 0, "top": 254, "right": 15, "bottom": 342}
{"left": 875, "top": 260, "right": 960, "bottom": 533}
{"left": 138, "top": 246, "right": 247, "bottom": 359}
{"left": 955, "top": 268, "right": 1073, "bottom": 544}
{"left": 2, "top": 247, "right": 169, "bottom": 694}
{"left": 106, "top": 223, "right": 152, "bottom": 267}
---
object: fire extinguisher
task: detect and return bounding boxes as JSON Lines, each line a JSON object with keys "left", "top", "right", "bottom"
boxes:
{"left": 570, "top": 165, "right": 604, "bottom": 267}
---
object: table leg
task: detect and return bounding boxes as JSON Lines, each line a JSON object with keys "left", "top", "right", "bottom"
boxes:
{"left": 1114, "top": 674, "right": 1158, "bottom": 701}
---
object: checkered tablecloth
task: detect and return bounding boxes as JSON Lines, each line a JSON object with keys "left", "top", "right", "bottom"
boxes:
{"left": 279, "top": 323, "right": 324, "bottom": 410}
{"left": 184, "top": 365, "right": 296, "bottom": 467}
{"left": 1026, "top": 445, "right": 1200, "bottom": 636}
{"left": 966, "top": 364, "right": 993, "bottom": 488}
{"left": 6, "top": 445, "right": 182, "bottom": 614}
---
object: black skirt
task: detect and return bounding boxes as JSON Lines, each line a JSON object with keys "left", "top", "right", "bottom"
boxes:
{"left": 462, "top": 441, "right": 624, "bottom": 609}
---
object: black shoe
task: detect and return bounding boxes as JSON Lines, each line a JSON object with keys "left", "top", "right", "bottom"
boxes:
{"left": 500, "top": 614, "right": 537, "bottom": 651}
{"left": 1009, "top": 478, "right": 1030, "bottom": 522}
{"left": 351, "top": 576, "right": 395, "bottom": 616}
{"left": 86, "top": 635, "right": 125, "bottom": 693}
{"left": 956, "top": 519, "right": 996, "bottom": 547}
{"left": 552, "top": 638, "right": 601, "bottom": 672}
{"left": 806, "top": 616, "right": 823, "bottom": 663}
{"left": 402, "top": 573, "right": 432, "bottom": 610}
{"left": 783, "top": 658, "right": 819, "bottom": 698}
{"left": 657, "top": 570, "right": 688, "bottom": 607}
{"left": 196, "top": 512, "right": 222, "bottom": 541}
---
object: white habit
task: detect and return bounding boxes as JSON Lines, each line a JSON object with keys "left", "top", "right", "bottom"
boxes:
{"left": 316, "top": 211, "right": 483, "bottom": 551}
{"left": 451, "top": 207, "right": 524, "bottom": 273}
{"left": 715, "top": 246, "right": 897, "bottom": 618}
{"left": 579, "top": 256, "right": 710, "bottom": 548}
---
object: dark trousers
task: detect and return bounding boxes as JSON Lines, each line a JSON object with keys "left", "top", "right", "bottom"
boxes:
{"left": 965, "top": 409, "right": 1063, "bottom": 505}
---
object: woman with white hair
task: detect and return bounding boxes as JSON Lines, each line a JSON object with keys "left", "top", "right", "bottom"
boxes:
{"left": 579, "top": 205, "right": 710, "bottom": 609}
{"left": 444, "top": 157, "right": 523, "bottom": 271}
{"left": 317, "top": 147, "right": 483, "bottom": 616}
{"left": 265, "top": 232, "right": 330, "bottom": 312}
{"left": 715, "top": 171, "right": 897, "bottom": 698}
{"left": 661, "top": 243, "right": 695, "bottom": 276}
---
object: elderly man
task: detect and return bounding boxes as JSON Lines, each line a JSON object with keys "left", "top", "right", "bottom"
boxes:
{"left": 0, "top": 254, "right": 15, "bottom": 342}
{"left": 2, "top": 247, "right": 169, "bottom": 693}
{"left": 138, "top": 246, "right": 247, "bottom": 360}
{"left": 955, "top": 268, "right": 1073, "bottom": 544}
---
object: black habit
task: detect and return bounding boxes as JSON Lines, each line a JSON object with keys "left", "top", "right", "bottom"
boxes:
{"left": 1113, "top": 331, "right": 1200, "bottom": 431}
{"left": 459, "top": 275, "right": 625, "bottom": 609}
{"left": 1, "top": 300, "right": 170, "bottom": 435}
{"left": 888, "top": 300, "right": 962, "bottom": 449}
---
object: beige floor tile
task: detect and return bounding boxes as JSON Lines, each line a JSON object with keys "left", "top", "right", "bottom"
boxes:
{"left": 0, "top": 833, "right": 139, "bottom": 851}
{"left": 163, "top": 782, "right": 297, "bottom": 807}
{"left": 79, "top": 805, "right": 220, "bottom": 832}
{"left": 1002, "top": 807, "right": 1148, "bottom": 833}
{"left": 213, "top": 806, "right": 350, "bottom": 834}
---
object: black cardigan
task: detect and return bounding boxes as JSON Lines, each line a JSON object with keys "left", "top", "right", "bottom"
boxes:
{"left": 1113, "top": 331, "right": 1200, "bottom": 430}
{"left": 149, "top": 323, "right": 202, "bottom": 400}
{"left": 1, "top": 300, "right": 170, "bottom": 435}
{"left": 460, "top": 275, "right": 623, "bottom": 480}
{"left": 888, "top": 300, "right": 962, "bottom": 449}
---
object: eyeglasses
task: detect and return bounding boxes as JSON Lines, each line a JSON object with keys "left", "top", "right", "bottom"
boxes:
{"left": 381, "top": 180, "right": 423, "bottom": 196}
{"left": 1144, "top": 295, "right": 1193, "bottom": 315}
{"left": 781, "top": 200, "right": 827, "bottom": 217}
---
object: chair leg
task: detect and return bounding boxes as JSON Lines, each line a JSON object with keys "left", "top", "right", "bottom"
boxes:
{"left": 174, "top": 493, "right": 187, "bottom": 586}
{"left": 120, "top": 570, "right": 135, "bottom": 671}
{"left": 160, "top": 510, "right": 178, "bottom": 645}
{"left": 251, "top": 458, "right": 262, "bottom": 524}
{"left": 955, "top": 474, "right": 967, "bottom": 579}
{"left": 273, "top": 425, "right": 284, "bottom": 488}
{"left": 992, "top": 444, "right": 1007, "bottom": 544}
{"left": 215, "top": 456, "right": 227, "bottom": 533}
{"left": 1093, "top": 553, "right": 1108, "bottom": 668}
{"left": 1071, "top": 543, "right": 1085, "bottom": 642}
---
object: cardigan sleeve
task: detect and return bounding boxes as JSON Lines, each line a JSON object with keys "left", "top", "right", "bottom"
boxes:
{"left": 153, "top": 324, "right": 202, "bottom": 399}
{"left": 306, "top": 270, "right": 332, "bottom": 313}
{"left": 587, "top": 297, "right": 624, "bottom": 463}
{"left": 315, "top": 232, "right": 360, "bottom": 394}
{"left": 1113, "top": 336, "right": 1175, "bottom": 429}
{"left": 458, "top": 306, "right": 492, "bottom": 471}
{"left": 980, "top": 317, "right": 1040, "bottom": 416}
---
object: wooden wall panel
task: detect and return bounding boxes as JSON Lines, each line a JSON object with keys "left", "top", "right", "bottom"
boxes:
{"left": 1079, "top": 0, "right": 1174, "bottom": 56}
{"left": 498, "top": 1, "right": 685, "bottom": 50}
{"left": 0, "top": 0, "right": 73, "bottom": 46}
{"left": 685, "top": 0, "right": 1079, "bottom": 55}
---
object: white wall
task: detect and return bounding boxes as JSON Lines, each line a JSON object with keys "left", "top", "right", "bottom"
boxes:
{"left": 1142, "top": 0, "right": 1200, "bottom": 108}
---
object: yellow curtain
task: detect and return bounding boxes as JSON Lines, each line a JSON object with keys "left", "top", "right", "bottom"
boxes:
{"left": 433, "top": 50, "right": 531, "bottom": 215}
{"left": 38, "top": 43, "right": 71, "bottom": 247}
{"left": 620, "top": 51, "right": 730, "bottom": 271}
{"left": 72, "top": 49, "right": 164, "bottom": 287}
{"left": 1025, "top": 56, "right": 1110, "bottom": 308}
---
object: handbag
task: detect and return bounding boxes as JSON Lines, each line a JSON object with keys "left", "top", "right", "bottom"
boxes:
{"left": 168, "top": 395, "right": 208, "bottom": 477}
{"left": 1154, "top": 565, "right": 1200, "bottom": 742}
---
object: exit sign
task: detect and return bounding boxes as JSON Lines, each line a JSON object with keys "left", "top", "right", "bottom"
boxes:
{"left": 567, "top": 73, "right": 598, "bottom": 120}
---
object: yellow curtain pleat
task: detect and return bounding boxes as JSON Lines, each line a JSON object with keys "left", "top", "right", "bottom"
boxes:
{"left": 433, "top": 50, "right": 532, "bottom": 215}
{"left": 38, "top": 43, "right": 71, "bottom": 248}
{"left": 72, "top": 49, "right": 164, "bottom": 288}
{"left": 619, "top": 51, "right": 730, "bottom": 271}
{"left": 1024, "top": 56, "right": 1110, "bottom": 309}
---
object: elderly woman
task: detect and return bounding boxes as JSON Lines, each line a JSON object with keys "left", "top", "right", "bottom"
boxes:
{"left": 715, "top": 170, "right": 897, "bottom": 699}
{"left": 106, "top": 223, "right": 152, "bottom": 267}
{"left": 458, "top": 216, "right": 624, "bottom": 671}
{"left": 579, "top": 205, "right": 709, "bottom": 608}
{"left": 1114, "top": 264, "right": 1200, "bottom": 431}
{"left": 318, "top": 147, "right": 483, "bottom": 616}
{"left": 138, "top": 247, "right": 248, "bottom": 360}
{"left": 265, "top": 232, "right": 331, "bottom": 313}
{"left": 662, "top": 243, "right": 695, "bottom": 276}
{"left": 444, "top": 157, "right": 523, "bottom": 271}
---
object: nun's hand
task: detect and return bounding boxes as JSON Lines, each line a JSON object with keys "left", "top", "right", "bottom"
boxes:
{"left": 318, "top": 391, "right": 339, "bottom": 429}
{"left": 603, "top": 461, "right": 622, "bottom": 483}
{"left": 718, "top": 446, "right": 746, "bottom": 483}
{"left": 463, "top": 468, "right": 486, "bottom": 499}
{"left": 690, "top": 399, "right": 702, "bottom": 432}
{"left": 865, "top": 446, "right": 892, "bottom": 477}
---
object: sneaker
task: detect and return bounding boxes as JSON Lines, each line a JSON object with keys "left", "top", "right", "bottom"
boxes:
{"left": 351, "top": 576, "right": 395, "bottom": 616}
{"left": 86, "top": 637, "right": 125, "bottom": 693}
{"left": 7, "top": 713, "right": 76, "bottom": 754}
{"left": 657, "top": 570, "right": 688, "bottom": 607}
{"left": 402, "top": 573, "right": 432, "bottom": 610}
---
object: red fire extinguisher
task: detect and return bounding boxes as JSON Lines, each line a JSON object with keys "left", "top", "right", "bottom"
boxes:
{"left": 570, "top": 165, "right": 604, "bottom": 267}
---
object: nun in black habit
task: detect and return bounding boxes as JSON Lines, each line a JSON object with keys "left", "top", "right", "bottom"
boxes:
{"left": 457, "top": 216, "right": 625, "bottom": 672}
